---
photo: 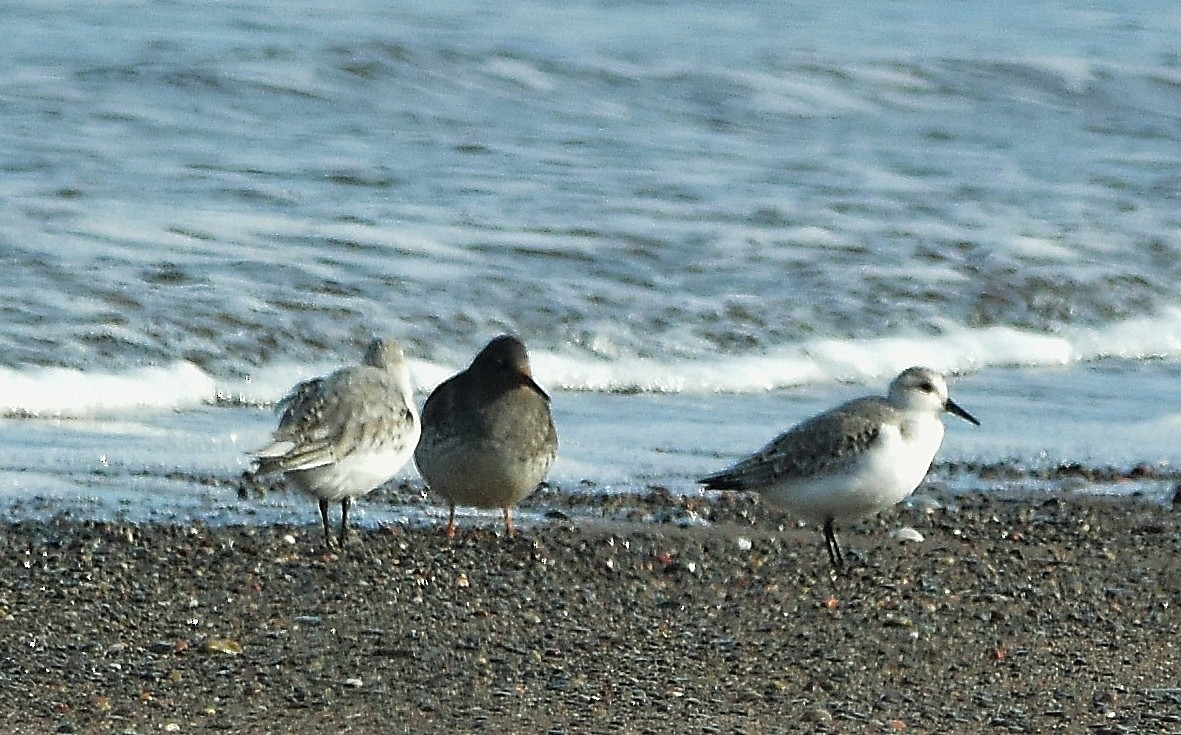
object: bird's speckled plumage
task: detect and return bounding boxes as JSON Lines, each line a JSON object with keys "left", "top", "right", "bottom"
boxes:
{"left": 414, "top": 335, "right": 558, "bottom": 537}
{"left": 700, "top": 366, "right": 978, "bottom": 567}
{"left": 254, "top": 337, "right": 421, "bottom": 548}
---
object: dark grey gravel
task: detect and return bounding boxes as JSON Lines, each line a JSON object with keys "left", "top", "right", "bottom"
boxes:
{"left": 0, "top": 491, "right": 1178, "bottom": 734}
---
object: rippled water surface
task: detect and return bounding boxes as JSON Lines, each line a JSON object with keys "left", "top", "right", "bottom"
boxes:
{"left": 1, "top": 0, "right": 1179, "bottom": 520}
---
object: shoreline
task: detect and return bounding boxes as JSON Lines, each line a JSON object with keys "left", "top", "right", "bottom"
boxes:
{"left": 1, "top": 491, "right": 1178, "bottom": 733}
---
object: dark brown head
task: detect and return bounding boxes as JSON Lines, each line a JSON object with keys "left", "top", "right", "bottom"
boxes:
{"left": 469, "top": 335, "right": 549, "bottom": 400}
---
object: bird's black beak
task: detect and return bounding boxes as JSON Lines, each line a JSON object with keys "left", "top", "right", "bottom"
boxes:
{"left": 945, "top": 398, "right": 980, "bottom": 426}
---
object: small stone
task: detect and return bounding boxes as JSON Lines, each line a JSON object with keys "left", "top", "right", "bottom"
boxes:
{"left": 803, "top": 707, "right": 832, "bottom": 724}
{"left": 891, "top": 527, "right": 925, "bottom": 543}
{"left": 912, "top": 495, "right": 943, "bottom": 512}
{"left": 546, "top": 675, "right": 570, "bottom": 691}
{"left": 344, "top": 677, "right": 363, "bottom": 688}
{"left": 734, "top": 537, "right": 752, "bottom": 552}
{"left": 201, "top": 637, "right": 243, "bottom": 655}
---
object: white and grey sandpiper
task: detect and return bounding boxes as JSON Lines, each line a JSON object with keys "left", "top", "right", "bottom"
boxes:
{"left": 253, "top": 337, "right": 421, "bottom": 549}
{"left": 415, "top": 335, "right": 558, "bottom": 537}
{"left": 699, "top": 366, "right": 978, "bottom": 567}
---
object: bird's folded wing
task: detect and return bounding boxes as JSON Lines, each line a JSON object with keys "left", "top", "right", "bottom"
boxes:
{"left": 255, "top": 369, "right": 414, "bottom": 473}
{"left": 703, "top": 399, "right": 887, "bottom": 489}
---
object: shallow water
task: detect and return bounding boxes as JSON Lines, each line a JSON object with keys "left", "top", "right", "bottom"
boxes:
{"left": 3, "top": 359, "right": 1178, "bottom": 529}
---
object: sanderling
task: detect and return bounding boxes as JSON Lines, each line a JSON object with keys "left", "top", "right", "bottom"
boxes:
{"left": 254, "top": 337, "right": 420, "bottom": 549}
{"left": 414, "top": 335, "right": 558, "bottom": 537}
{"left": 699, "top": 366, "right": 978, "bottom": 567}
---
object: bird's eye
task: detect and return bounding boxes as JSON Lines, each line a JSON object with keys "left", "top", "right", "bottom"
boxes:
{"left": 920, "top": 381, "right": 935, "bottom": 393}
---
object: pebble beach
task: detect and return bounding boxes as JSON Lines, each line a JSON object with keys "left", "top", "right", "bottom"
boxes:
{"left": 2, "top": 487, "right": 1177, "bottom": 734}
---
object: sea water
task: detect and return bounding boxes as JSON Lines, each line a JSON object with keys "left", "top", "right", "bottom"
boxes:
{"left": 2, "top": 0, "right": 1179, "bottom": 527}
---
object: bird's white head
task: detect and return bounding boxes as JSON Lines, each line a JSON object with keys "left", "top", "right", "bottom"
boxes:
{"left": 364, "top": 336, "right": 415, "bottom": 398}
{"left": 364, "top": 337, "right": 408, "bottom": 370}
{"left": 888, "top": 366, "right": 979, "bottom": 425}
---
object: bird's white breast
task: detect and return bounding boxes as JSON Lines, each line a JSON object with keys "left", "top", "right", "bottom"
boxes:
{"left": 764, "top": 414, "right": 945, "bottom": 522}
{"left": 287, "top": 444, "right": 415, "bottom": 501}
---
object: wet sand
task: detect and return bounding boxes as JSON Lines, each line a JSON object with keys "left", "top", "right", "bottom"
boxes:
{"left": 1, "top": 488, "right": 1178, "bottom": 734}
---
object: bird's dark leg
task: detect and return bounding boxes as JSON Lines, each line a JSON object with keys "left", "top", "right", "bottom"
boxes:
{"left": 502, "top": 506, "right": 515, "bottom": 538}
{"left": 823, "top": 517, "right": 844, "bottom": 569}
{"left": 338, "top": 496, "right": 351, "bottom": 548}
{"left": 443, "top": 502, "right": 457, "bottom": 538}
{"left": 318, "top": 498, "right": 333, "bottom": 549}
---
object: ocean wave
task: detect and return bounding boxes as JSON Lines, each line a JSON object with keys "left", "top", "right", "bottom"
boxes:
{"left": 0, "top": 362, "right": 216, "bottom": 418}
{"left": 538, "top": 309, "right": 1181, "bottom": 394}
{"left": 5, "top": 310, "right": 1181, "bottom": 418}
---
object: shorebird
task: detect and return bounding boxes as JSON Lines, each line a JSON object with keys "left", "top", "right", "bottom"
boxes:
{"left": 415, "top": 335, "right": 558, "bottom": 537}
{"left": 699, "top": 366, "right": 978, "bottom": 567}
{"left": 253, "top": 337, "right": 420, "bottom": 549}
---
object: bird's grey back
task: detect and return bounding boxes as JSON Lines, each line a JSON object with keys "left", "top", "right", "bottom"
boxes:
{"left": 702, "top": 395, "right": 900, "bottom": 490}
{"left": 260, "top": 359, "right": 415, "bottom": 473}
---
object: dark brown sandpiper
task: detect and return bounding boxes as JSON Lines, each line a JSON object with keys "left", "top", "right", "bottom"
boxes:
{"left": 253, "top": 336, "right": 421, "bottom": 549}
{"left": 414, "top": 334, "right": 558, "bottom": 537}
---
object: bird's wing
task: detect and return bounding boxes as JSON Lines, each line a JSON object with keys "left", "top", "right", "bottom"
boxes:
{"left": 256, "top": 367, "right": 418, "bottom": 473}
{"left": 701, "top": 397, "right": 891, "bottom": 490}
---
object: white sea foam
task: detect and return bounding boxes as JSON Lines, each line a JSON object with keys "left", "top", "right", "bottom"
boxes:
{"left": 0, "top": 362, "right": 216, "bottom": 417}
{"left": 533, "top": 309, "right": 1181, "bottom": 394}
{"left": 224, "top": 358, "right": 455, "bottom": 407}
{"left": 5, "top": 309, "right": 1181, "bottom": 418}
